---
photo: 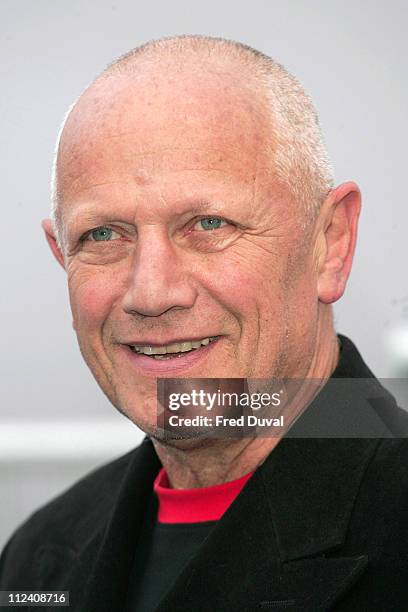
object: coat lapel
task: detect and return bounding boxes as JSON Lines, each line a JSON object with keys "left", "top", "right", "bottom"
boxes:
{"left": 71, "top": 439, "right": 161, "bottom": 612}
{"left": 155, "top": 437, "right": 376, "bottom": 611}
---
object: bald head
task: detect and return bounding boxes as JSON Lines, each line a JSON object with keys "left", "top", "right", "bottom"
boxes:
{"left": 51, "top": 35, "right": 333, "bottom": 250}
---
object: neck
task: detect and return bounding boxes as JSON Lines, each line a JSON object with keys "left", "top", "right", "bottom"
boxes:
{"left": 153, "top": 306, "right": 339, "bottom": 489}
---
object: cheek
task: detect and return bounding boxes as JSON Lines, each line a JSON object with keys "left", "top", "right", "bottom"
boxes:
{"left": 68, "top": 270, "right": 122, "bottom": 331}
{"left": 198, "top": 253, "right": 284, "bottom": 322}
{"left": 200, "top": 258, "right": 255, "bottom": 307}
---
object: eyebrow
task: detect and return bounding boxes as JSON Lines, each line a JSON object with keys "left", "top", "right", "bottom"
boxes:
{"left": 65, "top": 200, "right": 227, "bottom": 231}
{"left": 178, "top": 201, "right": 227, "bottom": 216}
{"left": 65, "top": 208, "right": 117, "bottom": 233}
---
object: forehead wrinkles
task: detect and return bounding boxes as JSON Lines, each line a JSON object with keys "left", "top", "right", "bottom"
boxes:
{"left": 57, "top": 65, "right": 274, "bottom": 194}
{"left": 60, "top": 147, "right": 265, "bottom": 201}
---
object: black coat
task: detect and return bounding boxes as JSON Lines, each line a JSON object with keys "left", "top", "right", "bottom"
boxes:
{"left": 1, "top": 336, "right": 408, "bottom": 611}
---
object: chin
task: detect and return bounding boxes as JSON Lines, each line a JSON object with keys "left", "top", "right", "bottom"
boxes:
{"left": 150, "top": 431, "right": 222, "bottom": 451}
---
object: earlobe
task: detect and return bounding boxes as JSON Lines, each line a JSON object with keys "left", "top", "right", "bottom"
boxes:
{"left": 41, "top": 219, "right": 66, "bottom": 270}
{"left": 317, "top": 182, "right": 361, "bottom": 304}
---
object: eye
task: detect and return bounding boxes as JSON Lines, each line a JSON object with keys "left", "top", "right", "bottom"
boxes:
{"left": 193, "top": 217, "right": 228, "bottom": 231}
{"left": 83, "top": 226, "right": 121, "bottom": 242}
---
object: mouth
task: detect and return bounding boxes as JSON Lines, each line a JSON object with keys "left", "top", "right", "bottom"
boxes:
{"left": 121, "top": 335, "right": 221, "bottom": 375}
{"left": 126, "top": 336, "right": 219, "bottom": 360}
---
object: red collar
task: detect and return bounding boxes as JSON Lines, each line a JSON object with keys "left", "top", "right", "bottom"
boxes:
{"left": 153, "top": 467, "right": 254, "bottom": 524}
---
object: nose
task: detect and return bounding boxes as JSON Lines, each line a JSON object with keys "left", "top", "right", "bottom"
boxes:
{"left": 121, "top": 227, "right": 197, "bottom": 317}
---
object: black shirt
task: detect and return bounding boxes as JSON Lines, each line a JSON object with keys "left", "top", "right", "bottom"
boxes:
{"left": 125, "top": 495, "right": 216, "bottom": 611}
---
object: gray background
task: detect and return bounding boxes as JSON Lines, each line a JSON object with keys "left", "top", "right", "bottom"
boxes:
{"left": 1, "top": 0, "right": 407, "bottom": 549}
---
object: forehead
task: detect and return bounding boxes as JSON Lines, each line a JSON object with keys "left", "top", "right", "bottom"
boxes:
{"left": 57, "top": 60, "right": 274, "bottom": 216}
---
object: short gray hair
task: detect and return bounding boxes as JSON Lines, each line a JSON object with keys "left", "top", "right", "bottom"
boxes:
{"left": 50, "top": 35, "right": 334, "bottom": 250}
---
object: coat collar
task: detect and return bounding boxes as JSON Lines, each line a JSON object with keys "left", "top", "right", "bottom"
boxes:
{"left": 154, "top": 437, "right": 377, "bottom": 611}
{"left": 78, "top": 336, "right": 393, "bottom": 611}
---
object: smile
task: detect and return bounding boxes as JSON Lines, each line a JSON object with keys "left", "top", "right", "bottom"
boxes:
{"left": 127, "top": 337, "right": 218, "bottom": 360}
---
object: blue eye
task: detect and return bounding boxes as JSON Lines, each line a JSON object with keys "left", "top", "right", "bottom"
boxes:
{"left": 197, "top": 218, "right": 226, "bottom": 231}
{"left": 88, "top": 227, "right": 115, "bottom": 241}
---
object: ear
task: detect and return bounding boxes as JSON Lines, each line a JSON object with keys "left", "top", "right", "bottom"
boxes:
{"left": 316, "top": 182, "right": 361, "bottom": 304}
{"left": 42, "top": 219, "right": 66, "bottom": 270}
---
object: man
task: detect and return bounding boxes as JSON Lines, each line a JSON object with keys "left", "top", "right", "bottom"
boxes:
{"left": 1, "top": 35, "right": 407, "bottom": 611}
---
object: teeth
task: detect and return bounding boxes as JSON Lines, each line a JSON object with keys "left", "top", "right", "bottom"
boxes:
{"left": 180, "top": 342, "right": 192, "bottom": 352}
{"left": 130, "top": 337, "right": 216, "bottom": 356}
{"left": 152, "top": 346, "right": 166, "bottom": 355}
{"left": 166, "top": 343, "right": 181, "bottom": 354}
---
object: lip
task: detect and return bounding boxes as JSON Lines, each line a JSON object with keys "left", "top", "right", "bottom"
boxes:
{"left": 119, "top": 337, "right": 221, "bottom": 376}
{"left": 121, "top": 335, "right": 217, "bottom": 347}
